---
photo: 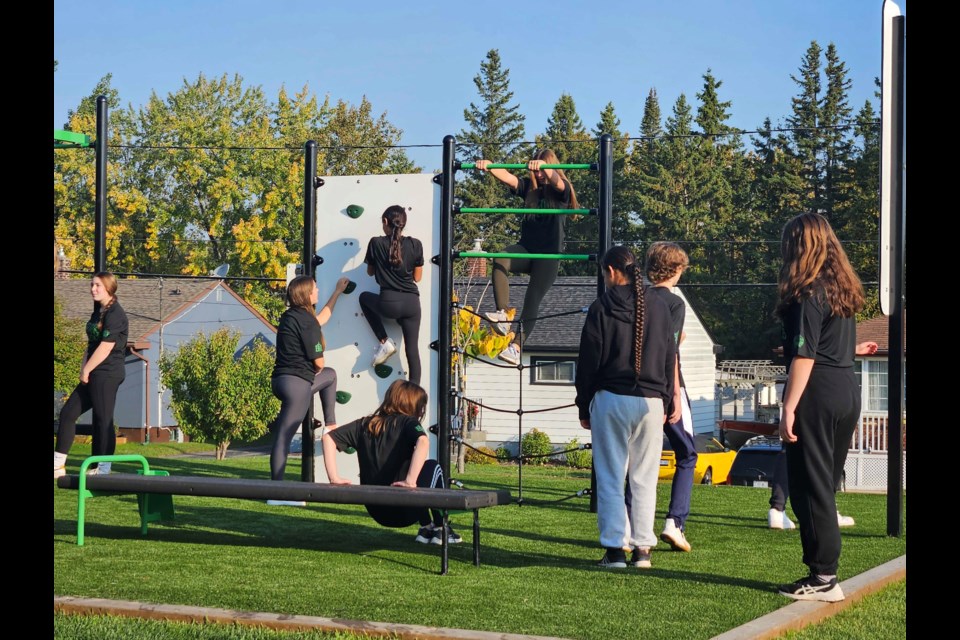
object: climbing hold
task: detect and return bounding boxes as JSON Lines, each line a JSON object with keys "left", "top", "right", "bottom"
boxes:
{"left": 343, "top": 281, "right": 356, "bottom": 294}
{"left": 336, "top": 391, "right": 352, "bottom": 404}
{"left": 346, "top": 204, "right": 364, "bottom": 219}
{"left": 374, "top": 364, "right": 393, "bottom": 379}
{"left": 344, "top": 447, "right": 357, "bottom": 454}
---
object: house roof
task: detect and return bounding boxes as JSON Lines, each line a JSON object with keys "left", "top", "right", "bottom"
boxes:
{"left": 857, "top": 311, "right": 907, "bottom": 355}
{"left": 53, "top": 277, "right": 275, "bottom": 346}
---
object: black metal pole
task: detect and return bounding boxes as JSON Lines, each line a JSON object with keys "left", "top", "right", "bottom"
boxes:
{"left": 589, "top": 134, "right": 614, "bottom": 513}
{"left": 302, "top": 141, "right": 318, "bottom": 482}
{"left": 439, "top": 135, "right": 456, "bottom": 484}
{"left": 886, "top": 15, "right": 905, "bottom": 538}
{"left": 94, "top": 96, "right": 108, "bottom": 273}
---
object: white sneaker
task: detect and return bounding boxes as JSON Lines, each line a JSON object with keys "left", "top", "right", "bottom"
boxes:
{"left": 98, "top": 462, "right": 112, "bottom": 475}
{"left": 54, "top": 466, "right": 66, "bottom": 479}
{"left": 54, "top": 452, "right": 67, "bottom": 478}
{"left": 371, "top": 338, "right": 397, "bottom": 366}
{"left": 484, "top": 310, "right": 511, "bottom": 336}
{"left": 837, "top": 511, "right": 856, "bottom": 527}
{"left": 498, "top": 344, "right": 520, "bottom": 365}
{"left": 266, "top": 500, "right": 307, "bottom": 507}
{"left": 769, "top": 508, "right": 796, "bottom": 530}
{"left": 660, "top": 518, "right": 692, "bottom": 552}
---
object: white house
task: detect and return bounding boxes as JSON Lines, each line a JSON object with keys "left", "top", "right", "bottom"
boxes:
{"left": 456, "top": 276, "right": 719, "bottom": 453}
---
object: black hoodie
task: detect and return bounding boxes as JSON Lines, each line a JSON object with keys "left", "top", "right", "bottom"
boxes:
{"left": 574, "top": 284, "right": 676, "bottom": 421}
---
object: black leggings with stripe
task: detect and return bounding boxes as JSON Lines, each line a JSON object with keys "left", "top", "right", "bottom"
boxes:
{"left": 56, "top": 371, "right": 123, "bottom": 461}
{"left": 365, "top": 459, "right": 445, "bottom": 528}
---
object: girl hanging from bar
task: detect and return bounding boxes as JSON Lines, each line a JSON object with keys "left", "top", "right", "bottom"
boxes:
{"left": 474, "top": 149, "right": 579, "bottom": 365}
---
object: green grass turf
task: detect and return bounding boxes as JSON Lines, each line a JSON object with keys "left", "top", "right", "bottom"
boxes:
{"left": 777, "top": 579, "right": 906, "bottom": 639}
{"left": 54, "top": 452, "right": 906, "bottom": 640}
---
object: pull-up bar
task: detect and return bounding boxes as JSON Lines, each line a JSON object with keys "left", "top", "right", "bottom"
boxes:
{"left": 457, "top": 251, "right": 596, "bottom": 262}
{"left": 458, "top": 162, "right": 596, "bottom": 171}
{"left": 456, "top": 207, "right": 594, "bottom": 215}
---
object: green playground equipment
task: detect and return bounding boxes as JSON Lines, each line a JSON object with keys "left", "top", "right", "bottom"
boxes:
{"left": 456, "top": 207, "right": 593, "bottom": 215}
{"left": 459, "top": 162, "right": 594, "bottom": 170}
{"left": 374, "top": 364, "right": 393, "bottom": 379}
{"left": 458, "top": 251, "right": 595, "bottom": 261}
{"left": 54, "top": 129, "right": 92, "bottom": 149}
{"left": 346, "top": 204, "right": 364, "bottom": 218}
{"left": 336, "top": 390, "right": 352, "bottom": 404}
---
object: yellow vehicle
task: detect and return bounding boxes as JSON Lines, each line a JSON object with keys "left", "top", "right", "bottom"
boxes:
{"left": 659, "top": 434, "right": 736, "bottom": 486}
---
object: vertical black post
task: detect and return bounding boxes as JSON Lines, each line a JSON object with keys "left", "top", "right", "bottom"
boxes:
{"left": 886, "top": 16, "right": 905, "bottom": 537}
{"left": 589, "top": 134, "right": 614, "bottom": 513}
{"left": 94, "top": 96, "right": 108, "bottom": 273}
{"left": 517, "top": 320, "right": 524, "bottom": 506}
{"left": 439, "top": 135, "right": 456, "bottom": 484}
{"left": 302, "top": 141, "right": 318, "bottom": 482}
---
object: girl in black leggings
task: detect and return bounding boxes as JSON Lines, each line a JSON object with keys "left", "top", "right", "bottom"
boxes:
{"left": 474, "top": 149, "right": 579, "bottom": 365}
{"left": 322, "top": 380, "right": 461, "bottom": 545}
{"left": 55, "top": 272, "right": 128, "bottom": 477}
{"left": 360, "top": 205, "right": 424, "bottom": 385}
{"left": 268, "top": 274, "right": 349, "bottom": 499}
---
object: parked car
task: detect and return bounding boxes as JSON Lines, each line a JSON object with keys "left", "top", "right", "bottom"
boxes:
{"left": 727, "top": 436, "right": 782, "bottom": 488}
{"left": 727, "top": 435, "right": 848, "bottom": 491}
{"left": 659, "top": 434, "right": 736, "bottom": 486}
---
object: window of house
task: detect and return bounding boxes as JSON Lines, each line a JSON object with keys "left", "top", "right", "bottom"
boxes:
{"left": 856, "top": 359, "right": 889, "bottom": 412}
{"left": 530, "top": 357, "right": 576, "bottom": 385}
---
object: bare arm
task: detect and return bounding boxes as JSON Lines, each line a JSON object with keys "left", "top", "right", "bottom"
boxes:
{"left": 856, "top": 341, "right": 879, "bottom": 355}
{"left": 312, "top": 356, "right": 324, "bottom": 373}
{"left": 475, "top": 159, "right": 519, "bottom": 190}
{"left": 391, "top": 436, "right": 430, "bottom": 487}
{"left": 779, "top": 357, "right": 815, "bottom": 444}
{"left": 668, "top": 353, "right": 683, "bottom": 424}
{"left": 366, "top": 263, "right": 376, "bottom": 277}
{"left": 316, "top": 277, "right": 350, "bottom": 325}
{"left": 413, "top": 265, "right": 423, "bottom": 283}
{"left": 80, "top": 342, "right": 115, "bottom": 384}
{"left": 321, "top": 432, "right": 351, "bottom": 484}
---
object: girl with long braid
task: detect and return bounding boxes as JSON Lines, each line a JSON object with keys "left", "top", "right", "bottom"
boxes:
{"left": 54, "top": 272, "right": 129, "bottom": 477}
{"left": 360, "top": 205, "right": 425, "bottom": 385}
{"left": 574, "top": 246, "right": 676, "bottom": 569}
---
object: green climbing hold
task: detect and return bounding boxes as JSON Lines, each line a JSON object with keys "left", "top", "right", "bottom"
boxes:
{"left": 343, "top": 281, "right": 356, "bottom": 294}
{"left": 374, "top": 364, "right": 393, "bottom": 379}
{"left": 346, "top": 204, "right": 364, "bottom": 219}
{"left": 336, "top": 391, "right": 352, "bottom": 404}
{"left": 345, "top": 447, "right": 357, "bottom": 454}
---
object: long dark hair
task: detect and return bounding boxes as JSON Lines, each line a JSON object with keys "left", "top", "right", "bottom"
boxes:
{"left": 601, "top": 246, "right": 646, "bottom": 380}
{"left": 365, "top": 380, "right": 428, "bottom": 436}
{"left": 383, "top": 205, "right": 407, "bottom": 267}
{"left": 776, "top": 213, "right": 865, "bottom": 318}
{"left": 92, "top": 271, "right": 118, "bottom": 331}
{"left": 528, "top": 149, "right": 580, "bottom": 209}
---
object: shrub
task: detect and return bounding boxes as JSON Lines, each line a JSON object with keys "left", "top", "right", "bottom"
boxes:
{"left": 495, "top": 445, "right": 514, "bottom": 462}
{"left": 464, "top": 445, "right": 498, "bottom": 465}
{"left": 564, "top": 438, "right": 593, "bottom": 469}
{"left": 520, "top": 428, "right": 554, "bottom": 465}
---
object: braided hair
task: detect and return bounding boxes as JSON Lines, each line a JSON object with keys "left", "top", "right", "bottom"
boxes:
{"left": 382, "top": 205, "right": 407, "bottom": 267}
{"left": 92, "top": 272, "right": 119, "bottom": 331}
{"left": 600, "top": 247, "right": 646, "bottom": 382}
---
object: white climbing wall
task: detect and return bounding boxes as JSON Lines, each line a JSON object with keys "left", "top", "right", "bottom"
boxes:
{"left": 312, "top": 173, "right": 441, "bottom": 481}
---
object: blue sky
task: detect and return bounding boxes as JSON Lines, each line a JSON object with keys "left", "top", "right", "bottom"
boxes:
{"left": 54, "top": 1, "right": 905, "bottom": 171}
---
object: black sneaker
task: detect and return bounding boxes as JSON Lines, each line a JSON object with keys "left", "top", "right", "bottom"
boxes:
{"left": 778, "top": 575, "right": 845, "bottom": 602}
{"left": 630, "top": 547, "right": 652, "bottom": 569}
{"left": 430, "top": 526, "right": 463, "bottom": 545}
{"left": 597, "top": 548, "right": 627, "bottom": 569}
{"left": 415, "top": 526, "right": 435, "bottom": 544}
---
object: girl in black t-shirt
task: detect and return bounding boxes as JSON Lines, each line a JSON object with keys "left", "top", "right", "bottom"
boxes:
{"left": 475, "top": 149, "right": 579, "bottom": 366}
{"left": 360, "top": 205, "right": 425, "bottom": 385}
{"left": 267, "top": 274, "right": 349, "bottom": 495}
{"left": 775, "top": 213, "right": 878, "bottom": 603}
{"left": 54, "top": 272, "right": 129, "bottom": 477}
{"left": 321, "top": 380, "right": 461, "bottom": 545}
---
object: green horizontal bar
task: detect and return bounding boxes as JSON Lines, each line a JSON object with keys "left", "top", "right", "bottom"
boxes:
{"left": 458, "top": 252, "right": 595, "bottom": 261}
{"left": 457, "top": 207, "right": 593, "bottom": 215}
{"left": 460, "top": 162, "right": 594, "bottom": 170}
{"left": 54, "top": 129, "right": 92, "bottom": 147}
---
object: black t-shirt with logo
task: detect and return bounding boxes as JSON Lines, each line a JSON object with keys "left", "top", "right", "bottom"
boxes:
{"left": 781, "top": 289, "right": 856, "bottom": 371}
{"left": 514, "top": 176, "right": 572, "bottom": 253}
{"left": 272, "top": 306, "right": 323, "bottom": 383}
{"left": 85, "top": 301, "right": 128, "bottom": 378}
{"left": 364, "top": 236, "right": 424, "bottom": 296}
{"left": 327, "top": 414, "right": 427, "bottom": 486}
{"left": 648, "top": 285, "right": 686, "bottom": 389}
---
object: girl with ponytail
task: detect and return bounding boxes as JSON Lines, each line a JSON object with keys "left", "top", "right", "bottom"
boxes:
{"left": 360, "top": 205, "right": 425, "bottom": 385}
{"left": 574, "top": 246, "right": 676, "bottom": 570}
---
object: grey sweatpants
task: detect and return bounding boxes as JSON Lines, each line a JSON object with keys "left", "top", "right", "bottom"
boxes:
{"left": 590, "top": 389, "right": 665, "bottom": 550}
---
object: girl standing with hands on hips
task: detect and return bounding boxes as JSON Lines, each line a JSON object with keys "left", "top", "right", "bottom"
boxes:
{"left": 475, "top": 149, "right": 579, "bottom": 365}
{"left": 54, "top": 272, "right": 128, "bottom": 477}
{"left": 775, "top": 213, "right": 877, "bottom": 602}
{"left": 267, "top": 274, "right": 349, "bottom": 504}
{"left": 360, "top": 205, "right": 425, "bottom": 385}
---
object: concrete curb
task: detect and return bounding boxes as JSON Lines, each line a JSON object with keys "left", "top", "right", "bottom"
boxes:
{"left": 710, "top": 554, "right": 906, "bottom": 640}
{"left": 54, "top": 595, "right": 570, "bottom": 640}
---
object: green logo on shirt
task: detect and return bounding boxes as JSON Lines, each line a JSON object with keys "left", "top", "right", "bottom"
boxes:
{"left": 314, "top": 343, "right": 323, "bottom": 353}
{"left": 415, "top": 424, "right": 425, "bottom": 434}
{"left": 795, "top": 335, "right": 805, "bottom": 349}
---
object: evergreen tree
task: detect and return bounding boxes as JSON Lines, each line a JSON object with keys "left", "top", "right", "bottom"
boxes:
{"left": 787, "top": 41, "right": 823, "bottom": 212}
{"left": 456, "top": 50, "right": 527, "bottom": 262}
{"left": 821, "top": 42, "right": 855, "bottom": 223}
{"left": 591, "top": 102, "right": 635, "bottom": 245}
